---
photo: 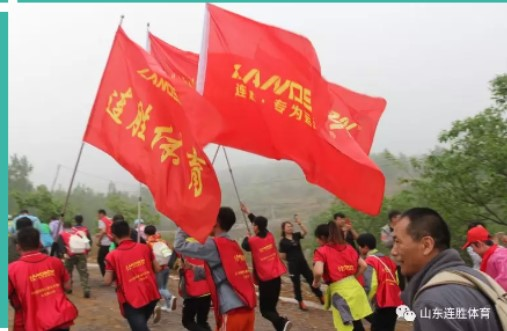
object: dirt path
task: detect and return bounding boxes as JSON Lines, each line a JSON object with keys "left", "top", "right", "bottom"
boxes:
{"left": 8, "top": 263, "right": 413, "bottom": 330}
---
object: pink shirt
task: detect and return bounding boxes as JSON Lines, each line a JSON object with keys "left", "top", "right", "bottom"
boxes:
{"left": 486, "top": 246, "right": 507, "bottom": 291}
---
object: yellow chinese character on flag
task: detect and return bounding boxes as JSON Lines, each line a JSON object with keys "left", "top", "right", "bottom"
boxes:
{"left": 151, "top": 126, "right": 183, "bottom": 165}
{"left": 274, "top": 99, "right": 287, "bottom": 114}
{"left": 235, "top": 83, "right": 247, "bottom": 98}
{"left": 106, "top": 88, "right": 133, "bottom": 124}
{"left": 127, "top": 102, "right": 153, "bottom": 141}
{"left": 187, "top": 147, "right": 206, "bottom": 198}
{"left": 304, "top": 112, "right": 313, "bottom": 127}
{"left": 289, "top": 104, "right": 303, "bottom": 121}
{"left": 249, "top": 90, "right": 255, "bottom": 102}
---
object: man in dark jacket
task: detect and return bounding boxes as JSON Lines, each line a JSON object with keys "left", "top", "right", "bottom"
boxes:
{"left": 392, "top": 207, "right": 502, "bottom": 331}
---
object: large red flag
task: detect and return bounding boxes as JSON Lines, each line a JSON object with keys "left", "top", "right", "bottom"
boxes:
{"left": 149, "top": 31, "right": 385, "bottom": 157}
{"left": 326, "top": 83, "right": 386, "bottom": 155}
{"left": 198, "top": 4, "right": 385, "bottom": 215}
{"left": 84, "top": 27, "right": 221, "bottom": 242}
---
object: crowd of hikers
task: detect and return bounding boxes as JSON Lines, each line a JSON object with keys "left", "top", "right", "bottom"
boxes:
{"left": 7, "top": 206, "right": 507, "bottom": 331}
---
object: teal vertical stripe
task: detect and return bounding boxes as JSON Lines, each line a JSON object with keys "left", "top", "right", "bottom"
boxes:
{"left": 0, "top": 11, "right": 8, "bottom": 329}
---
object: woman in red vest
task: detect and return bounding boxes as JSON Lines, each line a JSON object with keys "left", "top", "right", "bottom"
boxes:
{"left": 8, "top": 227, "right": 78, "bottom": 331}
{"left": 312, "top": 222, "right": 372, "bottom": 331}
{"left": 104, "top": 219, "right": 161, "bottom": 331}
{"left": 240, "top": 203, "right": 292, "bottom": 331}
{"left": 357, "top": 233, "right": 403, "bottom": 331}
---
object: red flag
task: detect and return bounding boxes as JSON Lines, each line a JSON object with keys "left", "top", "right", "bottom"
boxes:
{"left": 327, "top": 83, "right": 386, "bottom": 155}
{"left": 199, "top": 4, "right": 385, "bottom": 214}
{"left": 148, "top": 32, "right": 199, "bottom": 88}
{"left": 148, "top": 30, "right": 385, "bottom": 156}
{"left": 84, "top": 27, "right": 221, "bottom": 242}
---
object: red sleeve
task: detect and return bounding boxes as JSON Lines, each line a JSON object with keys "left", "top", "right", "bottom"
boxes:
{"left": 56, "top": 258, "right": 70, "bottom": 283}
{"left": 105, "top": 252, "right": 115, "bottom": 271}
{"left": 8, "top": 274, "right": 14, "bottom": 297}
{"left": 313, "top": 247, "right": 325, "bottom": 263}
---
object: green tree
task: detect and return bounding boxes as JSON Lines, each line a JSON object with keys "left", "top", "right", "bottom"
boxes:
{"left": 12, "top": 185, "right": 62, "bottom": 221}
{"left": 408, "top": 74, "right": 507, "bottom": 228}
{"left": 8, "top": 154, "right": 34, "bottom": 213}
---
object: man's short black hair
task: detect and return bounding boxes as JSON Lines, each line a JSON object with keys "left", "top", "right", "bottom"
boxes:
{"left": 98, "top": 209, "right": 107, "bottom": 215}
{"left": 357, "top": 233, "right": 377, "bottom": 250}
{"left": 388, "top": 210, "right": 401, "bottom": 221}
{"left": 17, "top": 228, "right": 40, "bottom": 251}
{"left": 111, "top": 220, "right": 130, "bottom": 239}
{"left": 16, "top": 217, "right": 33, "bottom": 231}
{"left": 112, "top": 214, "right": 125, "bottom": 223}
{"left": 333, "top": 212, "right": 346, "bottom": 219}
{"left": 74, "top": 215, "right": 84, "bottom": 224}
{"left": 401, "top": 207, "right": 450, "bottom": 251}
{"left": 217, "top": 207, "right": 236, "bottom": 232}
{"left": 20, "top": 209, "right": 29, "bottom": 214}
{"left": 144, "top": 225, "right": 157, "bottom": 236}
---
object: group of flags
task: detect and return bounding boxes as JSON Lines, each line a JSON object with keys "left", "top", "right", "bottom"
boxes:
{"left": 84, "top": 4, "right": 387, "bottom": 243}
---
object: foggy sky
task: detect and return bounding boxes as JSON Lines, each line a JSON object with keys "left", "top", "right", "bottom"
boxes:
{"left": 8, "top": 3, "right": 507, "bottom": 193}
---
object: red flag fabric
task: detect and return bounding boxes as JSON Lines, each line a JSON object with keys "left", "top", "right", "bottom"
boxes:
{"left": 198, "top": 4, "right": 385, "bottom": 214}
{"left": 149, "top": 32, "right": 199, "bottom": 88}
{"left": 84, "top": 27, "right": 221, "bottom": 242}
{"left": 327, "top": 83, "right": 386, "bottom": 155}
{"left": 148, "top": 31, "right": 385, "bottom": 157}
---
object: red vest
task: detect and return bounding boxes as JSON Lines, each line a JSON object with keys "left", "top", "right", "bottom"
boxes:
{"left": 248, "top": 232, "right": 287, "bottom": 281}
{"left": 205, "top": 236, "right": 256, "bottom": 329}
{"left": 106, "top": 240, "right": 160, "bottom": 316}
{"left": 180, "top": 255, "right": 210, "bottom": 297}
{"left": 365, "top": 254, "right": 403, "bottom": 308}
{"left": 101, "top": 216, "right": 114, "bottom": 240}
{"left": 317, "top": 244, "right": 359, "bottom": 283}
{"left": 8, "top": 252, "right": 78, "bottom": 331}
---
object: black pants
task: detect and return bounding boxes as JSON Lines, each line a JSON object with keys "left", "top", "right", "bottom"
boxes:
{"left": 123, "top": 300, "right": 158, "bottom": 331}
{"left": 97, "top": 245, "right": 110, "bottom": 277}
{"left": 352, "top": 320, "right": 365, "bottom": 331}
{"left": 182, "top": 295, "right": 212, "bottom": 331}
{"left": 365, "top": 307, "right": 397, "bottom": 331}
{"left": 288, "top": 260, "right": 323, "bottom": 302}
{"left": 259, "top": 277, "right": 287, "bottom": 331}
{"left": 50, "top": 242, "right": 61, "bottom": 257}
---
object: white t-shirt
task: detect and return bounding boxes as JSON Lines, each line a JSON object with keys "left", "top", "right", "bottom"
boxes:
{"left": 98, "top": 219, "right": 112, "bottom": 246}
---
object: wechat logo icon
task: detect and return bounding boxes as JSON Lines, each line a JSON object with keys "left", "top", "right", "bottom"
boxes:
{"left": 396, "top": 305, "right": 417, "bottom": 322}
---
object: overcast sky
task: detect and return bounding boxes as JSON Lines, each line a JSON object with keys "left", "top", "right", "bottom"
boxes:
{"left": 8, "top": 3, "right": 507, "bottom": 193}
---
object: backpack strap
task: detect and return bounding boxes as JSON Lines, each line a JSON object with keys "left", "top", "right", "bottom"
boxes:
{"left": 369, "top": 254, "right": 397, "bottom": 282}
{"left": 415, "top": 270, "right": 507, "bottom": 305}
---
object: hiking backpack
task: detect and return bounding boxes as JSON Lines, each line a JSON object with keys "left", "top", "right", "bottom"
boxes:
{"left": 152, "top": 241, "right": 172, "bottom": 265}
{"left": 68, "top": 230, "right": 91, "bottom": 254}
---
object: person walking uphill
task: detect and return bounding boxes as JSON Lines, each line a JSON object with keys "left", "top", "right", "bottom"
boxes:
{"left": 8, "top": 227, "right": 78, "bottom": 331}
{"left": 279, "top": 216, "right": 324, "bottom": 311}
{"left": 174, "top": 207, "right": 257, "bottom": 331}
{"left": 104, "top": 220, "right": 161, "bottom": 331}
{"left": 312, "top": 222, "right": 372, "bottom": 331}
{"left": 240, "top": 202, "right": 292, "bottom": 331}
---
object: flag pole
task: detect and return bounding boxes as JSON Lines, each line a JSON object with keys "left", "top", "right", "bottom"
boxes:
{"left": 222, "top": 147, "right": 251, "bottom": 235}
{"left": 211, "top": 144, "right": 220, "bottom": 165}
{"left": 61, "top": 143, "right": 85, "bottom": 217}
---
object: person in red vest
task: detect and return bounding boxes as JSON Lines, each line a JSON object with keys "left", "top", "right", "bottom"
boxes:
{"left": 312, "top": 222, "right": 372, "bottom": 331}
{"left": 96, "top": 209, "right": 113, "bottom": 276}
{"left": 174, "top": 206, "right": 257, "bottom": 331}
{"left": 104, "top": 219, "right": 162, "bottom": 331}
{"left": 357, "top": 233, "right": 403, "bottom": 331}
{"left": 8, "top": 227, "right": 78, "bottom": 331}
{"left": 177, "top": 242, "right": 213, "bottom": 331}
{"left": 58, "top": 217, "right": 91, "bottom": 298}
{"left": 240, "top": 202, "right": 292, "bottom": 331}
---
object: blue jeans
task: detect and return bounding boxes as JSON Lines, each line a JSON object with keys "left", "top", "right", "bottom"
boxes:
{"left": 156, "top": 268, "right": 173, "bottom": 307}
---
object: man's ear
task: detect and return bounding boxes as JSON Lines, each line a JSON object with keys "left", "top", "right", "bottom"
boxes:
{"left": 421, "top": 235, "right": 436, "bottom": 256}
